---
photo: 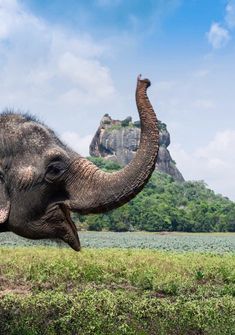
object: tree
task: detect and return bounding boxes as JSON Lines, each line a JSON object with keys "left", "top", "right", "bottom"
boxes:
{"left": 80, "top": 157, "right": 235, "bottom": 233}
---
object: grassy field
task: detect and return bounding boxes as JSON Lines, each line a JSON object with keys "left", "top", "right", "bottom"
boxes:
{"left": 0, "top": 247, "right": 235, "bottom": 335}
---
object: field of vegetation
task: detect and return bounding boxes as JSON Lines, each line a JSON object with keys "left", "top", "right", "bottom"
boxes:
{"left": 0, "top": 247, "right": 235, "bottom": 335}
{"left": 1, "top": 231, "right": 235, "bottom": 253}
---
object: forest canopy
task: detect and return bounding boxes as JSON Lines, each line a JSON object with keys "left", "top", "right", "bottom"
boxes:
{"left": 76, "top": 157, "right": 235, "bottom": 233}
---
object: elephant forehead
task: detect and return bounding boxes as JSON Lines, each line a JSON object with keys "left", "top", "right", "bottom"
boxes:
{"left": 1, "top": 123, "right": 56, "bottom": 157}
{"left": 20, "top": 123, "right": 52, "bottom": 147}
{"left": 18, "top": 165, "right": 36, "bottom": 176}
{"left": 0, "top": 115, "right": 68, "bottom": 160}
{"left": 16, "top": 165, "right": 38, "bottom": 185}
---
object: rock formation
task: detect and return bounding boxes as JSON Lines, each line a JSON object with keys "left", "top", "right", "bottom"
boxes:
{"left": 89, "top": 114, "right": 184, "bottom": 182}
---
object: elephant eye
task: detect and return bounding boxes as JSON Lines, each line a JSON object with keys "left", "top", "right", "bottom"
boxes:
{"left": 45, "top": 161, "right": 66, "bottom": 183}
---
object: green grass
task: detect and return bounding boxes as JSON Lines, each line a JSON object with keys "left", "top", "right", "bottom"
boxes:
{"left": 1, "top": 247, "right": 235, "bottom": 334}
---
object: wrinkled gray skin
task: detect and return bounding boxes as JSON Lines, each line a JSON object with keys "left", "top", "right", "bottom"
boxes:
{"left": 0, "top": 77, "right": 159, "bottom": 251}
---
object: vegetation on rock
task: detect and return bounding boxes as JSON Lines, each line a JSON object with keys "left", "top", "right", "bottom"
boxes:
{"left": 89, "top": 116, "right": 184, "bottom": 181}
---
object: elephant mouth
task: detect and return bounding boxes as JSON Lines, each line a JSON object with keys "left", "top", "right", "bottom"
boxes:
{"left": 56, "top": 204, "right": 81, "bottom": 251}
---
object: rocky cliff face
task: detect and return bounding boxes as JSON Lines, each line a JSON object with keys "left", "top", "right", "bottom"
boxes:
{"left": 89, "top": 114, "right": 184, "bottom": 182}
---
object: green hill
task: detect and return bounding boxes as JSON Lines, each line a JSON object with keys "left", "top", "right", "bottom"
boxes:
{"left": 77, "top": 157, "right": 235, "bottom": 233}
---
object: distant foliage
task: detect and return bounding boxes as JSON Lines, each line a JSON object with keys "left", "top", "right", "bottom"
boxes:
{"left": 88, "top": 156, "right": 121, "bottom": 172}
{"left": 80, "top": 157, "right": 235, "bottom": 233}
{"left": 121, "top": 116, "right": 132, "bottom": 127}
{"left": 158, "top": 120, "right": 167, "bottom": 131}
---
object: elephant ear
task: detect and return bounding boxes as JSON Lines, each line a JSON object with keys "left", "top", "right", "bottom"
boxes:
{"left": 0, "top": 173, "right": 10, "bottom": 224}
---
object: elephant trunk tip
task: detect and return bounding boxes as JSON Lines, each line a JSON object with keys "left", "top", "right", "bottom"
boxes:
{"left": 137, "top": 74, "right": 151, "bottom": 88}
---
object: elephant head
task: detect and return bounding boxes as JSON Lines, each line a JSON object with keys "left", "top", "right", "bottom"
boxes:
{"left": 0, "top": 76, "right": 159, "bottom": 251}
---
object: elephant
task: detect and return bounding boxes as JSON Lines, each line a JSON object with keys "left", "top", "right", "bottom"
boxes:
{"left": 0, "top": 76, "right": 159, "bottom": 251}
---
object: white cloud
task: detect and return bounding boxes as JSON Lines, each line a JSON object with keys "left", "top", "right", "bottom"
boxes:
{"left": 193, "top": 69, "right": 209, "bottom": 78}
{"left": 61, "top": 132, "right": 93, "bottom": 156}
{"left": 154, "top": 80, "right": 177, "bottom": 92}
{"left": 206, "top": 1, "right": 235, "bottom": 50}
{"left": 58, "top": 52, "right": 115, "bottom": 101}
{"left": 0, "top": 0, "right": 117, "bottom": 136}
{"left": 0, "top": 0, "right": 42, "bottom": 40}
{"left": 193, "top": 98, "right": 215, "bottom": 110}
{"left": 151, "top": 73, "right": 216, "bottom": 117}
{"left": 226, "top": 0, "right": 235, "bottom": 28}
{"left": 171, "top": 130, "right": 235, "bottom": 200}
{"left": 206, "top": 22, "right": 230, "bottom": 49}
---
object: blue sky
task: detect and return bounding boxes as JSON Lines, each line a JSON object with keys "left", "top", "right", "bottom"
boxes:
{"left": 0, "top": 0, "right": 235, "bottom": 199}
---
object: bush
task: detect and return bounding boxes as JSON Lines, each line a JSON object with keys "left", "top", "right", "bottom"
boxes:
{"left": 1, "top": 291, "right": 235, "bottom": 335}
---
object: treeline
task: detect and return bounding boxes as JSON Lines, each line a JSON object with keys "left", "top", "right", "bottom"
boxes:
{"left": 76, "top": 157, "right": 235, "bottom": 232}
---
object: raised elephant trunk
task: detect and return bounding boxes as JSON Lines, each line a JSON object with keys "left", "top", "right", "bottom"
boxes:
{"left": 65, "top": 76, "right": 159, "bottom": 214}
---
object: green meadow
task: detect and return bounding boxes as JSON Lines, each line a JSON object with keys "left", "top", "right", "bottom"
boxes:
{"left": 0, "top": 243, "right": 235, "bottom": 335}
